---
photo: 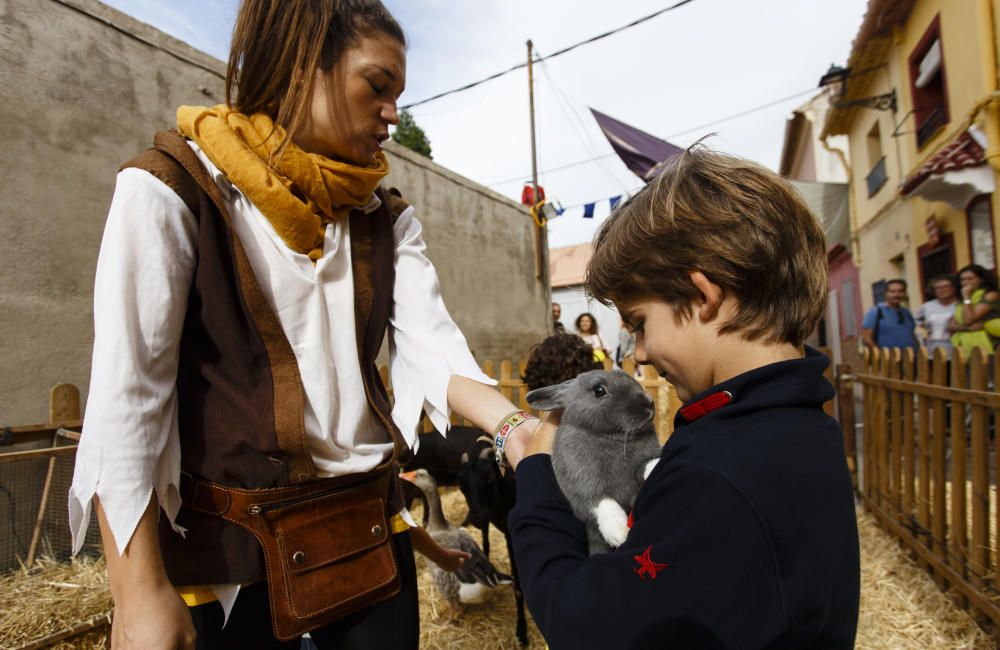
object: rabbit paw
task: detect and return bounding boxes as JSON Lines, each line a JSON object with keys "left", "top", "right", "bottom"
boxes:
{"left": 592, "top": 498, "right": 629, "bottom": 548}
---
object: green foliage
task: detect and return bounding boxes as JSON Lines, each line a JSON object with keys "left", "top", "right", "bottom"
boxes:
{"left": 391, "top": 110, "right": 432, "bottom": 159}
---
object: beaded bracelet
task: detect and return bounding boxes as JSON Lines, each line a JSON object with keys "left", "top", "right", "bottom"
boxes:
{"left": 493, "top": 409, "right": 537, "bottom": 471}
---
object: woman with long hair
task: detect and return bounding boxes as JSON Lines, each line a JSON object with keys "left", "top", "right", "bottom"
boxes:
{"left": 575, "top": 312, "right": 610, "bottom": 363}
{"left": 948, "top": 264, "right": 1000, "bottom": 355}
{"left": 69, "top": 3, "right": 538, "bottom": 647}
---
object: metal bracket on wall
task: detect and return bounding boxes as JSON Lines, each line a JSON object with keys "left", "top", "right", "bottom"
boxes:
{"left": 833, "top": 89, "right": 898, "bottom": 113}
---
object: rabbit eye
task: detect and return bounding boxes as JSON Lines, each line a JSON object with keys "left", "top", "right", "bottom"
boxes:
{"left": 592, "top": 385, "right": 608, "bottom": 398}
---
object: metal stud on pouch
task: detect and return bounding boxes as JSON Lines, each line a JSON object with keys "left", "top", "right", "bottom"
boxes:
{"left": 371, "top": 524, "right": 383, "bottom": 537}
{"left": 292, "top": 551, "right": 306, "bottom": 564}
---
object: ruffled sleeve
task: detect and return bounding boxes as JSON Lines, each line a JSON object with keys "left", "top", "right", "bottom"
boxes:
{"left": 69, "top": 168, "right": 197, "bottom": 556}
{"left": 388, "top": 206, "right": 496, "bottom": 446}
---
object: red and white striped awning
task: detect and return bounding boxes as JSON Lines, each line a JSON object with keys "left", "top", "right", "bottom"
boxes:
{"left": 901, "top": 131, "right": 987, "bottom": 195}
{"left": 900, "top": 130, "right": 993, "bottom": 206}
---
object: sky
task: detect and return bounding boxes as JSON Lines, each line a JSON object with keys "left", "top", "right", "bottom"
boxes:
{"left": 99, "top": 0, "right": 869, "bottom": 247}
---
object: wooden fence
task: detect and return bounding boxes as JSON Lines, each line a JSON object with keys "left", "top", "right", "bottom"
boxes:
{"left": 848, "top": 346, "right": 1000, "bottom": 629}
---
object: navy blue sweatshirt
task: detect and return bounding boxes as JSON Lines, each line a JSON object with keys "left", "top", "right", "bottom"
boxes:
{"left": 509, "top": 349, "right": 860, "bottom": 649}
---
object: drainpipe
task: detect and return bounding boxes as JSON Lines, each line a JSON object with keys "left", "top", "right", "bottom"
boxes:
{"left": 821, "top": 135, "right": 863, "bottom": 266}
{"left": 978, "top": 0, "right": 1000, "bottom": 172}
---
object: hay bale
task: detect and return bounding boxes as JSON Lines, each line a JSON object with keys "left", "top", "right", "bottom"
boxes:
{"left": 0, "top": 555, "right": 111, "bottom": 649}
{"left": 855, "top": 506, "right": 994, "bottom": 649}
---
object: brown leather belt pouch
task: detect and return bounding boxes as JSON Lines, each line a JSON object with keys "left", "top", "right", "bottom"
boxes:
{"left": 183, "top": 469, "right": 401, "bottom": 641}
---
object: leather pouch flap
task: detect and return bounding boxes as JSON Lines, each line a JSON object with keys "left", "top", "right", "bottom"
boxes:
{"left": 275, "top": 496, "right": 389, "bottom": 575}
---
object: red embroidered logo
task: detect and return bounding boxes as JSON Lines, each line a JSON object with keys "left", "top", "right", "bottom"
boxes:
{"left": 633, "top": 546, "right": 668, "bottom": 581}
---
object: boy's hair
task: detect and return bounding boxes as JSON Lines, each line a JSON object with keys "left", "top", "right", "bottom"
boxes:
{"left": 586, "top": 144, "right": 828, "bottom": 347}
{"left": 885, "top": 278, "right": 907, "bottom": 290}
{"left": 522, "top": 334, "right": 601, "bottom": 391}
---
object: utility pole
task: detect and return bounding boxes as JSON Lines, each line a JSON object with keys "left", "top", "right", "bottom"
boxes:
{"left": 527, "top": 39, "right": 544, "bottom": 281}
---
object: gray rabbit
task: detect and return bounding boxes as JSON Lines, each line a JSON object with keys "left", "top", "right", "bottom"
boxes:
{"left": 525, "top": 369, "right": 663, "bottom": 555}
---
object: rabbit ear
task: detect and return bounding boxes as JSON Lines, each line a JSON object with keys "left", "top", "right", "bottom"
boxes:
{"left": 525, "top": 381, "right": 569, "bottom": 410}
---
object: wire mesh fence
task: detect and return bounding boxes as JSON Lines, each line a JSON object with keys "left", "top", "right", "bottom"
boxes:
{"left": 0, "top": 431, "right": 100, "bottom": 574}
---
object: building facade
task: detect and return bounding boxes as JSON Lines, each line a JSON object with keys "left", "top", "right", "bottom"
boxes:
{"left": 822, "top": 0, "right": 1000, "bottom": 317}
{"left": 780, "top": 91, "right": 859, "bottom": 367}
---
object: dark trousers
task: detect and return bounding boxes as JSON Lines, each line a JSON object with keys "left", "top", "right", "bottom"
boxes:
{"left": 190, "top": 531, "right": 419, "bottom": 650}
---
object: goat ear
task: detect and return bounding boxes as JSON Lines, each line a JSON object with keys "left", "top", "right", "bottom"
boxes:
{"left": 478, "top": 446, "right": 492, "bottom": 461}
{"left": 461, "top": 451, "right": 469, "bottom": 465}
{"left": 525, "top": 382, "right": 567, "bottom": 410}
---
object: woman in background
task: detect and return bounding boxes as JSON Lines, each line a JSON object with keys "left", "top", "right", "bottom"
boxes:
{"left": 949, "top": 264, "right": 1000, "bottom": 356}
{"left": 574, "top": 312, "right": 609, "bottom": 364}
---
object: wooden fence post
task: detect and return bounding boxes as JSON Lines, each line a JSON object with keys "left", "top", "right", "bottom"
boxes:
{"left": 915, "top": 347, "right": 931, "bottom": 573}
{"left": 26, "top": 384, "right": 81, "bottom": 566}
{"left": 890, "top": 348, "right": 903, "bottom": 516}
{"left": 994, "top": 355, "right": 1000, "bottom": 594}
{"left": 950, "top": 349, "right": 969, "bottom": 604}
{"left": 930, "top": 347, "right": 948, "bottom": 589}
{"left": 902, "top": 348, "right": 916, "bottom": 524}
{"left": 862, "top": 348, "right": 872, "bottom": 502}
{"left": 878, "top": 348, "right": 891, "bottom": 511}
{"left": 969, "top": 347, "right": 990, "bottom": 594}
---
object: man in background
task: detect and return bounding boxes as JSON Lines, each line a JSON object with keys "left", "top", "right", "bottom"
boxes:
{"left": 861, "top": 279, "right": 917, "bottom": 350}
{"left": 552, "top": 302, "right": 565, "bottom": 333}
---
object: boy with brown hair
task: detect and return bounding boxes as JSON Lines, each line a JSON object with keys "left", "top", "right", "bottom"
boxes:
{"left": 504, "top": 145, "right": 860, "bottom": 649}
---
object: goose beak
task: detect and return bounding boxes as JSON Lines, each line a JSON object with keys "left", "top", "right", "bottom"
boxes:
{"left": 399, "top": 471, "right": 417, "bottom": 483}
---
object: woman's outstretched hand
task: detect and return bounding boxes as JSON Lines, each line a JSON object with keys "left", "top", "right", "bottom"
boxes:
{"left": 504, "top": 411, "right": 560, "bottom": 471}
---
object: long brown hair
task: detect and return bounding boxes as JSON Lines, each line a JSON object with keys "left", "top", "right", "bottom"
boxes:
{"left": 227, "top": 0, "right": 405, "bottom": 155}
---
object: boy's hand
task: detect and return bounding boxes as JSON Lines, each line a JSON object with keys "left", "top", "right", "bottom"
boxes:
{"left": 505, "top": 411, "right": 560, "bottom": 471}
{"left": 435, "top": 547, "right": 471, "bottom": 573}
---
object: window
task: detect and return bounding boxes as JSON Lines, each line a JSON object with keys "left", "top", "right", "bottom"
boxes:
{"left": 968, "top": 194, "right": 996, "bottom": 271}
{"left": 865, "top": 121, "right": 887, "bottom": 197}
{"left": 871, "top": 279, "right": 887, "bottom": 306}
{"left": 908, "top": 16, "right": 949, "bottom": 149}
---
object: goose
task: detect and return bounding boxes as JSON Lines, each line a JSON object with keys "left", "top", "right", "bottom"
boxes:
{"left": 401, "top": 469, "right": 511, "bottom": 615}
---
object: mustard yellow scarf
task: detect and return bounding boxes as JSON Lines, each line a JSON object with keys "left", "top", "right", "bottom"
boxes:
{"left": 177, "top": 105, "right": 389, "bottom": 261}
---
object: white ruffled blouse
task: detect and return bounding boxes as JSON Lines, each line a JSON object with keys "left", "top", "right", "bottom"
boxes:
{"left": 69, "top": 141, "right": 494, "bottom": 615}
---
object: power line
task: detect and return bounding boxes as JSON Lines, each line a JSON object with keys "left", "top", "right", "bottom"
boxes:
{"left": 487, "top": 86, "right": 819, "bottom": 186}
{"left": 537, "top": 52, "right": 632, "bottom": 195}
{"left": 400, "top": 0, "right": 696, "bottom": 110}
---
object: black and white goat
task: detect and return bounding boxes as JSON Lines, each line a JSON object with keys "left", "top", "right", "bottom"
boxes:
{"left": 400, "top": 425, "right": 486, "bottom": 525}
{"left": 458, "top": 441, "right": 528, "bottom": 647}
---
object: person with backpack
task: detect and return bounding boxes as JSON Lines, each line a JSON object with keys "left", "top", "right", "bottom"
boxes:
{"left": 861, "top": 279, "right": 918, "bottom": 350}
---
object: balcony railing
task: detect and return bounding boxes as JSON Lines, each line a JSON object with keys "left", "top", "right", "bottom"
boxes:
{"left": 866, "top": 156, "right": 888, "bottom": 197}
{"left": 916, "top": 106, "right": 947, "bottom": 148}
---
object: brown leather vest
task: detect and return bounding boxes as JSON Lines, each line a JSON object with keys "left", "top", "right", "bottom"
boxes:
{"left": 120, "top": 131, "right": 408, "bottom": 585}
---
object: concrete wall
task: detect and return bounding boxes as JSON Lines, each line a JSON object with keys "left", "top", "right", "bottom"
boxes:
{"left": 381, "top": 140, "right": 549, "bottom": 366}
{"left": 0, "top": 0, "right": 548, "bottom": 424}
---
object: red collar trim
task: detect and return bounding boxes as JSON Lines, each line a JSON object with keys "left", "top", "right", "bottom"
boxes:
{"left": 678, "top": 390, "right": 733, "bottom": 423}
